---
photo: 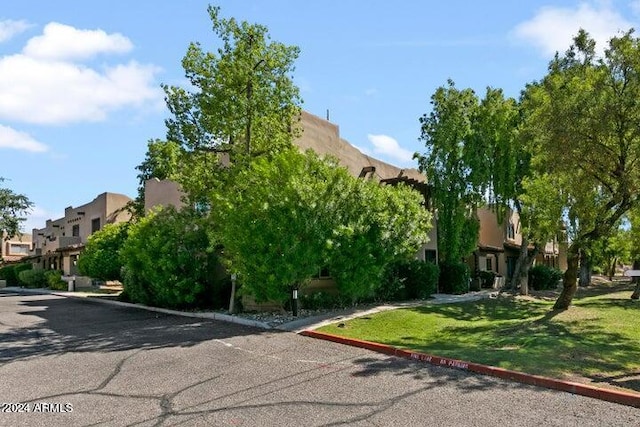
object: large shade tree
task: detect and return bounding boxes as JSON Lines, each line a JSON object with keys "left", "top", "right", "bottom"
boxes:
{"left": 521, "top": 29, "right": 640, "bottom": 309}
{"left": 0, "top": 178, "right": 32, "bottom": 241}
{"left": 418, "top": 81, "right": 566, "bottom": 294}
{"left": 160, "top": 4, "right": 302, "bottom": 204}
{"left": 416, "top": 80, "right": 482, "bottom": 264}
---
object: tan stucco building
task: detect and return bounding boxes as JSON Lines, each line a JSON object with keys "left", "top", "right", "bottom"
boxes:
{"left": 146, "top": 110, "right": 437, "bottom": 261}
{"left": 144, "top": 178, "right": 185, "bottom": 212}
{"left": 1, "top": 232, "right": 33, "bottom": 264}
{"left": 295, "top": 111, "right": 437, "bottom": 260}
{"left": 471, "top": 207, "right": 567, "bottom": 282}
{"left": 29, "top": 192, "right": 132, "bottom": 278}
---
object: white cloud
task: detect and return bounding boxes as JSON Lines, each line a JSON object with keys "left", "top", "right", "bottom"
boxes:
{"left": 0, "top": 19, "right": 31, "bottom": 43}
{"left": 512, "top": 2, "right": 634, "bottom": 57}
{"left": 23, "top": 22, "right": 133, "bottom": 61}
{"left": 0, "top": 125, "right": 48, "bottom": 152}
{"left": 0, "top": 23, "right": 162, "bottom": 125}
{"left": 367, "top": 134, "right": 414, "bottom": 164}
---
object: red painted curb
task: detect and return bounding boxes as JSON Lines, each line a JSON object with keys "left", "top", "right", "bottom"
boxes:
{"left": 299, "top": 330, "right": 640, "bottom": 409}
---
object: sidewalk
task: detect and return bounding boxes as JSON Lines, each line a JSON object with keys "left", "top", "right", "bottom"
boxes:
{"left": 277, "top": 289, "right": 496, "bottom": 332}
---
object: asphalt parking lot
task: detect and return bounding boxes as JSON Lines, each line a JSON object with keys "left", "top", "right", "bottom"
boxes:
{"left": 1, "top": 290, "right": 637, "bottom": 426}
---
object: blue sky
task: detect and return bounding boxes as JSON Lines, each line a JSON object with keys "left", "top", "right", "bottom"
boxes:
{"left": 2, "top": 0, "right": 640, "bottom": 230}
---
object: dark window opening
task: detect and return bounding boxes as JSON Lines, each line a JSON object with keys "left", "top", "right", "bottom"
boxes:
{"left": 91, "top": 218, "right": 101, "bottom": 233}
{"left": 312, "top": 267, "right": 331, "bottom": 279}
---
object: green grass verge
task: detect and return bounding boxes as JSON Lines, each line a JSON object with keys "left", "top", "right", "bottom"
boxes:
{"left": 318, "top": 283, "right": 640, "bottom": 391}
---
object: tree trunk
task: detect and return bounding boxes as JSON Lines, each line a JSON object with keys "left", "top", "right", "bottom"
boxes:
{"left": 608, "top": 257, "right": 617, "bottom": 281}
{"left": 554, "top": 245, "right": 579, "bottom": 310}
{"left": 631, "top": 281, "right": 640, "bottom": 300}
{"left": 578, "top": 250, "right": 591, "bottom": 287}
{"left": 519, "top": 245, "right": 540, "bottom": 296}
{"left": 631, "top": 260, "right": 640, "bottom": 300}
{"left": 509, "top": 238, "right": 528, "bottom": 291}
{"left": 509, "top": 238, "right": 540, "bottom": 295}
{"left": 228, "top": 274, "right": 237, "bottom": 314}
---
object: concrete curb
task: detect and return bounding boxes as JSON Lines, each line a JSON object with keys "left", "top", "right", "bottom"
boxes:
{"left": 299, "top": 330, "right": 640, "bottom": 409}
{"left": 2, "top": 287, "right": 272, "bottom": 330}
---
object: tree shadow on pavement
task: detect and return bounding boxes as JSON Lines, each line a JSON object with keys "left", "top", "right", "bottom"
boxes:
{"left": 0, "top": 293, "right": 272, "bottom": 363}
{"left": 346, "top": 355, "right": 533, "bottom": 394}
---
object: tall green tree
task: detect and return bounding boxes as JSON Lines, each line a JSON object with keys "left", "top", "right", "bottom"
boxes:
{"left": 138, "top": 4, "right": 302, "bottom": 207}
{"left": 470, "top": 87, "right": 542, "bottom": 293}
{"left": 416, "top": 80, "right": 482, "bottom": 263}
{"left": 161, "top": 4, "right": 302, "bottom": 203}
{"left": 418, "top": 81, "right": 564, "bottom": 294}
{"left": 590, "top": 225, "right": 631, "bottom": 280}
{"left": 0, "top": 178, "right": 32, "bottom": 241}
{"left": 521, "top": 29, "right": 640, "bottom": 309}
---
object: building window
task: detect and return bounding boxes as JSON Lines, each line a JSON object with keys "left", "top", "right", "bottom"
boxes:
{"left": 312, "top": 267, "right": 331, "bottom": 279}
{"left": 72, "top": 224, "right": 80, "bottom": 237}
{"left": 9, "top": 243, "right": 30, "bottom": 255}
{"left": 507, "top": 222, "right": 515, "bottom": 239}
{"left": 91, "top": 218, "right": 101, "bottom": 233}
{"left": 425, "top": 249, "right": 437, "bottom": 264}
{"left": 486, "top": 257, "right": 492, "bottom": 271}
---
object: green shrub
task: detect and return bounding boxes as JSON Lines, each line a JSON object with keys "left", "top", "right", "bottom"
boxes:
{"left": 0, "top": 265, "right": 15, "bottom": 284}
{"left": 0, "top": 263, "right": 32, "bottom": 286}
{"left": 18, "top": 269, "right": 47, "bottom": 288}
{"left": 216, "top": 148, "right": 431, "bottom": 307}
{"left": 478, "top": 270, "right": 496, "bottom": 289}
{"left": 379, "top": 260, "right": 440, "bottom": 301}
{"left": 45, "top": 270, "right": 66, "bottom": 290}
{"left": 300, "top": 291, "right": 349, "bottom": 310}
{"left": 78, "top": 222, "right": 129, "bottom": 281}
{"left": 120, "top": 207, "right": 230, "bottom": 310}
{"left": 438, "top": 261, "right": 470, "bottom": 294}
{"left": 14, "top": 263, "right": 32, "bottom": 281}
{"left": 378, "top": 264, "right": 407, "bottom": 301}
{"left": 401, "top": 260, "right": 440, "bottom": 299}
{"left": 529, "top": 265, "right": 563, "bottom": 290}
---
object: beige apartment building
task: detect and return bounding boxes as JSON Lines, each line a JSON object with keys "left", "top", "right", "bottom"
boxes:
{"left": 471, "top": 207, "right": 567, "bottom": 283}
{"left": 145, "top": 110, "right": 438, "bottom": 260}
{"left": 1, "top": 232, "right": 33, "bottom": 264}
{"left": 295, "top": 111, "right": 438, "bottom": 261}
{"left": 29, "top": 192, "right": 132, "bottom": 278}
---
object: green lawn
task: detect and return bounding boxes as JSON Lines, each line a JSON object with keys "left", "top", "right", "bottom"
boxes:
{"left": 318, "top": 282, "right": 640, "bottom": 392}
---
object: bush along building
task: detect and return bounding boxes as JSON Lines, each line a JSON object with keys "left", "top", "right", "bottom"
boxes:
{"left": 144, "top": 111, "right": 438, "bottom": 310}
{"left": 25, "top": 192, "right": 132, "bottom": 287}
